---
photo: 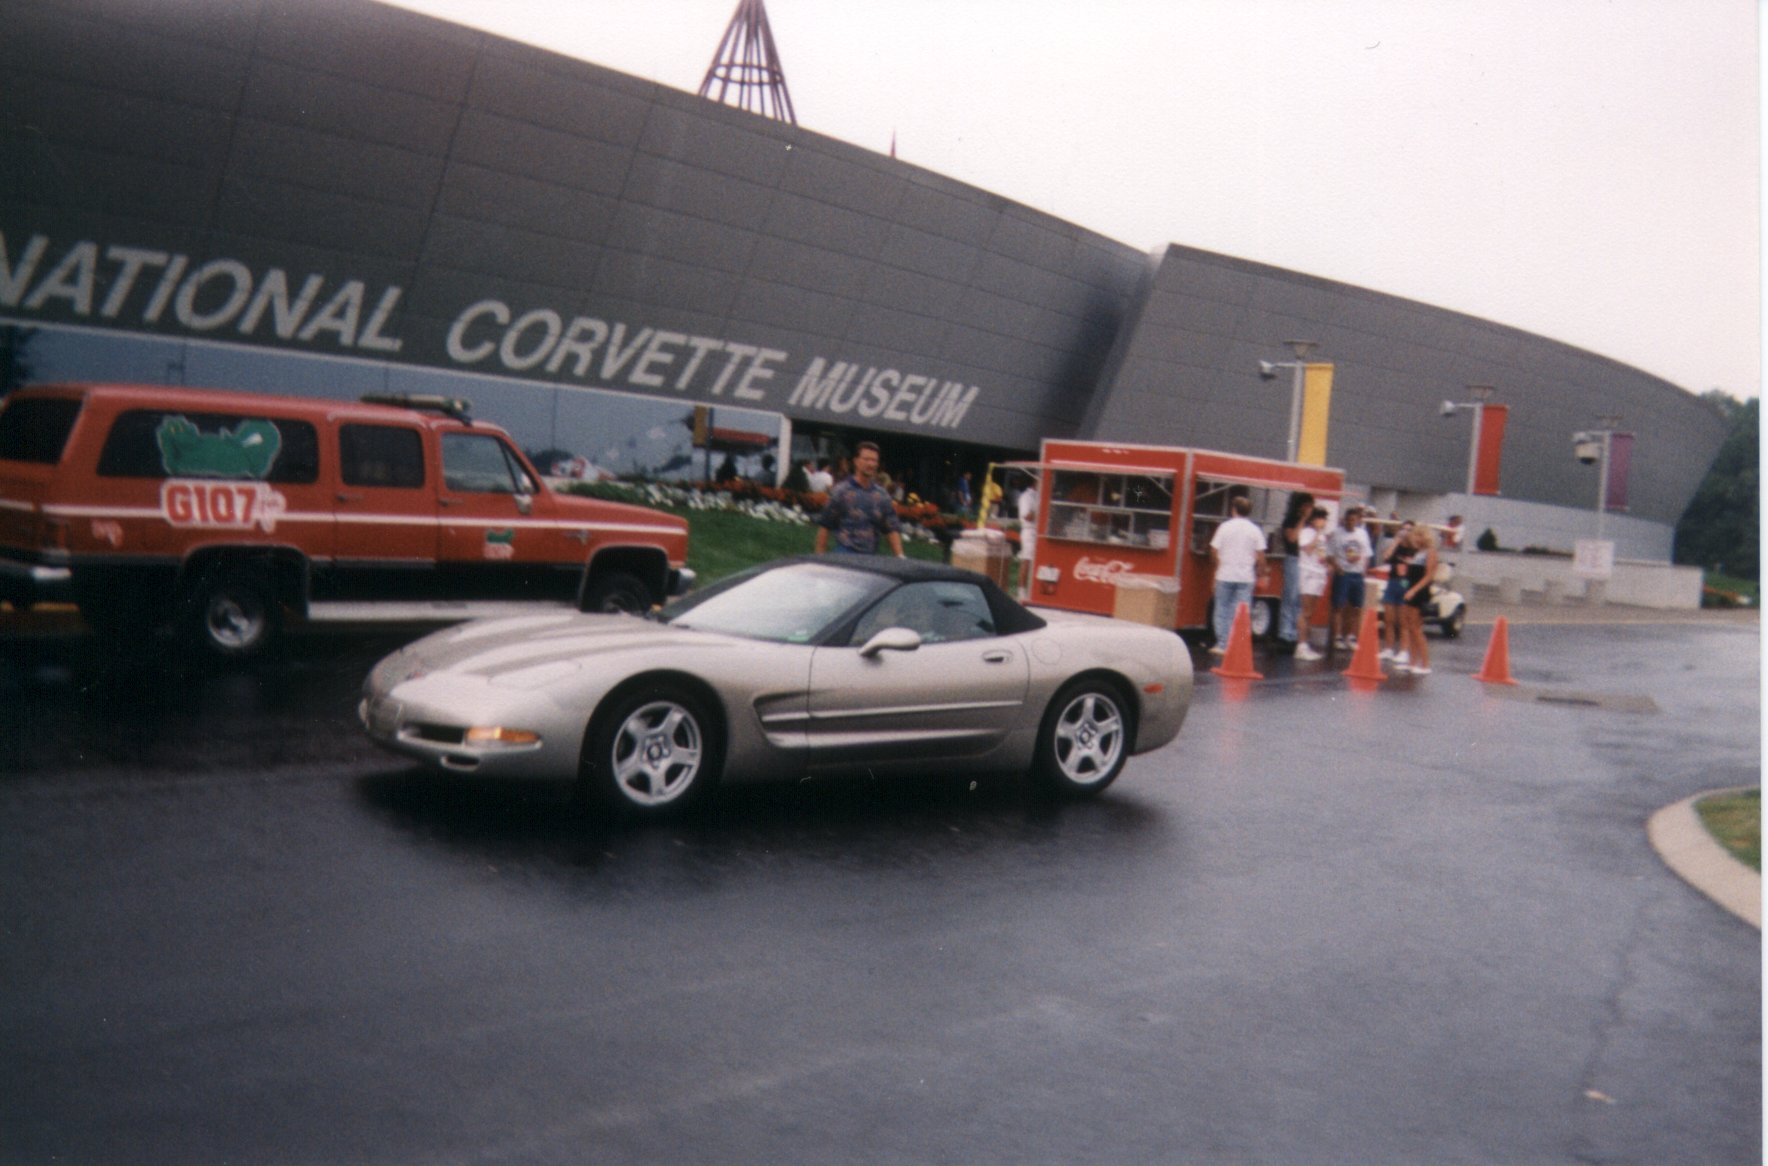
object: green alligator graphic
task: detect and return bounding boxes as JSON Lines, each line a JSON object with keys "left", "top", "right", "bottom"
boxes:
{"left": 484, "top": 528, "right": 516, "bottom": 560}
{"left": 156, "top": 416, "right": 282, "bottom": 480}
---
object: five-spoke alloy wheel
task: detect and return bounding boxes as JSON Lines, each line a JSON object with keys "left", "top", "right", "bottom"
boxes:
{"left": 1033, "top": 679, "right": 1132, "bottom": 797}
{"left": 585, "top": 685, "right": 720, "bottom": 817}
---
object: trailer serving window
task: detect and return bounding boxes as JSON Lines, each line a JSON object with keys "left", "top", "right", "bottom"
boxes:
{"left": 1046, "top": 467, "right": 1175, "bottom": 549}
{"left": 1188, "top": 480, "right": 1287, "bottom": 554}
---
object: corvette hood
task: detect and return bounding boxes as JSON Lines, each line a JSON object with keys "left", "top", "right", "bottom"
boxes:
{"left": 376, "top": 612, "right": 742, "bottom": 686}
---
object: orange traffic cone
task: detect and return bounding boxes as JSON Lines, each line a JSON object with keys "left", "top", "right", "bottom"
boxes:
{"left": 1474, "top": 615, "right": 1520, "bottom": 685}
{"left": 1211, "top": 601, "right": 1264, "bottom": 680}
{"left": 1341, "top": 605, "right": 1388, "bottom": 684}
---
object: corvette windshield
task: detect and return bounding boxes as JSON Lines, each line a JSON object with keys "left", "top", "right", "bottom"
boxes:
{"left": 664, "top": 562, "right": 893, "bottom": 644}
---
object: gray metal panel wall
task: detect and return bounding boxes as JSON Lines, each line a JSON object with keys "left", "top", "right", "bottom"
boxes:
{"left": 0, "top": 0, "right": 1143, "bottom": 452}
{"left": 1083, "top": 246, "right": 1726, "bottom": 526}
{"left": 0, "top": 0, "right": 1724, "bottom": 521}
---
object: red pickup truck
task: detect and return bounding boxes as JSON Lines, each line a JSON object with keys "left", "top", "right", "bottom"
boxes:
{"left": 0, "top": 384, "right": 692, "bottom": 656}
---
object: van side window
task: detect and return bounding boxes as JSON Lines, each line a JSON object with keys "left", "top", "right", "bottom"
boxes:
{"left": 441, "top": 433, "right": 532, "bottom": 494}
{"left": 340, "top": 424, "right": 425, "bottom": 488}
{"left": 96, "top": 410, "right": 319, "bottom": 483}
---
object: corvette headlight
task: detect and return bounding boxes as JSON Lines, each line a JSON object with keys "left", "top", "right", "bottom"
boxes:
{"left": 464, "top": 726, "right": 542, "bottom": 747}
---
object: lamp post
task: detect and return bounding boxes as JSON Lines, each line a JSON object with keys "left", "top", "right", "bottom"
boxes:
{"left": 1439, "top": 384, "right": 1495, "bottom": 495}
{"left": 1573, "top": 414, "right": 1623, "bottom": 541}
{"left": 1256, "top": 339, "right": 1318, "bottom": 462}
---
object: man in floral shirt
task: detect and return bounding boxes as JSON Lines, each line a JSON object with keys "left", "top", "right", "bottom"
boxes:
{"left": 814, "top": 441, "right": 905, "bottom": 556}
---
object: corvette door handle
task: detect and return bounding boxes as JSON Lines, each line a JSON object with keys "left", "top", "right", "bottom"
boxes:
{"left": 336, "top": 492, "right": 362, "bottom": 503}
{"left": 982, "top": 650, "right": 1012, "bottom": 663}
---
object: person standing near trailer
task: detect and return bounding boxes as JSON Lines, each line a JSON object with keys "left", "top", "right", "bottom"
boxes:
{"left": 1293, "top": 506, "right": 1332, "bottom": 660}
{"left": 1277, "top": 491, "right": 1315, "bottom": 650}
{"left": 1208, "top": 494, "right": 1267, "bottom": 654}
{"left": 1016, "top": 475, "right": 1040, "bottom": 599}
{"left": 1326, "top": 505, "right": 1374, "bottom": 652}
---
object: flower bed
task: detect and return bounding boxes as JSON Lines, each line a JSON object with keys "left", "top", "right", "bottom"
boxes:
{"left": 558, "top": 478, "right": 989, "bottom": 545}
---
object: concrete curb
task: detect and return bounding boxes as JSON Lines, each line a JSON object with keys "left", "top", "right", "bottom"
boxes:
{"left": 1647, "top": 790, "right": 1761, "bottom": 929}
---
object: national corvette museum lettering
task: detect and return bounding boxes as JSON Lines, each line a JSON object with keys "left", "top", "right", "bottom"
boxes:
{"left": 0, "top": 230, "right": 982, "bottom": 433}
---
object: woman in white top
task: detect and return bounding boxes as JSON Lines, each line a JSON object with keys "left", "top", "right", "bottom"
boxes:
{"left": 1293, "top": 508, "right": 1331, "bottom": 660}
{"left": 1016, "top": 480, "right": 1039, "bottom": 599}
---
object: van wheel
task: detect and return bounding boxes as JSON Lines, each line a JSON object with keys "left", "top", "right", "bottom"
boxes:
{"left": 582, "top": 571, "right": 652, "bottom": 614}
{"left": 187, "top": 569, "right": 280, "bottom": 658}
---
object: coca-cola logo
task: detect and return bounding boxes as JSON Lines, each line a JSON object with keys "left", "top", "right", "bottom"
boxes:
{"left": 1074, "top": 556, "right": 1134, "bottom": 583}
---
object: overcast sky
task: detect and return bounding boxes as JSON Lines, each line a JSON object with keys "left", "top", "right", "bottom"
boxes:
{"left": 382, "top": 0, "right": 1761, "bottom": 402}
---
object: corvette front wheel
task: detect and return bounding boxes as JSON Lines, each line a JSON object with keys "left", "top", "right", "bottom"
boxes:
{"left": 583, "top": 685, "right": 720, "bottom": 818}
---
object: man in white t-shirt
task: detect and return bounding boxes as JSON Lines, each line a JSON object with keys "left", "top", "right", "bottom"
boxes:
{"left": 1208, "top": 495, "right": 1267, "bottom": 653}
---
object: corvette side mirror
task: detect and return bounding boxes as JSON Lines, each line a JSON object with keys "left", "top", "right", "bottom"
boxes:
{"left": 858, "top": 627, "right": 922, "bottom": 658}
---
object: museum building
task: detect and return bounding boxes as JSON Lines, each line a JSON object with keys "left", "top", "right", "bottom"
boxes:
{"left": 0, "top": 0, "right": 1728, "bottom": 567}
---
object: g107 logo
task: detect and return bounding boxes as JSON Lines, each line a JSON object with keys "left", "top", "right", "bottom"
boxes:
{"left": 161, "top": 480, "right": 288, "bottom": 533}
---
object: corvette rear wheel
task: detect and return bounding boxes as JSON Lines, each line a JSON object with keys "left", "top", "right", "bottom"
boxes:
{"left": 1032, "top": 679, "right": 1132, "bottom": 797}
{"left": 584, "top": 685, "right": 719, "bottom": 817}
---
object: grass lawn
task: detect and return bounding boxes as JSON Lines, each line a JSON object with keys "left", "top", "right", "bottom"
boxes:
{"left": 1702, "top": 573, "right": 1758, "bottom": 607}
{"left": 1696, "top": 789, "right": 1760, "bottom": 871}
{"left": 666, "top": 507, "right": 945, "bottom": 586}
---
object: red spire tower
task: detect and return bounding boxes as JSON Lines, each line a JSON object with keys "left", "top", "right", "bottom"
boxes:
{"left": 698, "top": 0, "right": 798, "bottom": 125}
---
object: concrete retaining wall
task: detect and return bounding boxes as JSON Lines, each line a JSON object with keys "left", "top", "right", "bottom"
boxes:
{"left": 1448, "top": 552, "right": 1705, "bottom": 609}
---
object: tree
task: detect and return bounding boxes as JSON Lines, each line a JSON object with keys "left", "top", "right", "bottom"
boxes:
{"left": 0, "top": 324, "right": 39, "bottom": 396}
{"left": 1674, "top": 392, "right": 1758, "bottom": 580}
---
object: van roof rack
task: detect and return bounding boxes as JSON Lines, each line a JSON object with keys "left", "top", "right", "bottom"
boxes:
{"left": 360, "top": 392, "right": 473, "bottom": 422}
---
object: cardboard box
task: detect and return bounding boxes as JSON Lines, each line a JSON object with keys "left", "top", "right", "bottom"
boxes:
{"left": 951, "top": 529, "right": 1012, "bottom": 589}
{"left": 1111, "top": 574, "right": 1179, "bottom": 627}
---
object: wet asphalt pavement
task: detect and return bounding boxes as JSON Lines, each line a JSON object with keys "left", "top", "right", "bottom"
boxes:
{"left": 0, "top": 613, "right": 1758, "bottom": 1165}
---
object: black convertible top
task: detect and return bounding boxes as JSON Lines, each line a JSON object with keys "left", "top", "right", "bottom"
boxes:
{"left": 774, "top": 553, "right": 975, "bottom": 584}
{"left": 778, "top": 554, "right": 1048, "bottom": 636}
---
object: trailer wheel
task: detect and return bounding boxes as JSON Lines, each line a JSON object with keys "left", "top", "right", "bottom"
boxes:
{"left": 1248, "top": 597, "right": 1279, "bottom": 641}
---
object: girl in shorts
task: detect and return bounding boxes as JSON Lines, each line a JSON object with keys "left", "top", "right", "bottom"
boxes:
{"left": 1397, "top": 525, "right": 1439, "bottom": 674}
{"left": 1379, "top": 520, "right": 1415, "bottom": 662}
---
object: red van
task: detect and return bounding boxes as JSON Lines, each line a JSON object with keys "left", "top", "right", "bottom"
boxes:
{"left": 0, "top": 384, "right": 692, "bottom": 656}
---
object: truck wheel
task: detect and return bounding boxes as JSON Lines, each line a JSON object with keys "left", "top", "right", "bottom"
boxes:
{"left": 186, "top": 569, "right": 281, "bottom": 658}
{"left": 582, "top": 571, "right": 652, "bottom": 614}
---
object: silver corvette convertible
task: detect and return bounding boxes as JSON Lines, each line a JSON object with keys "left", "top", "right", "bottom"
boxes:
{"left": 361, "top": 556, "right": 1193, "bottom": 816}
